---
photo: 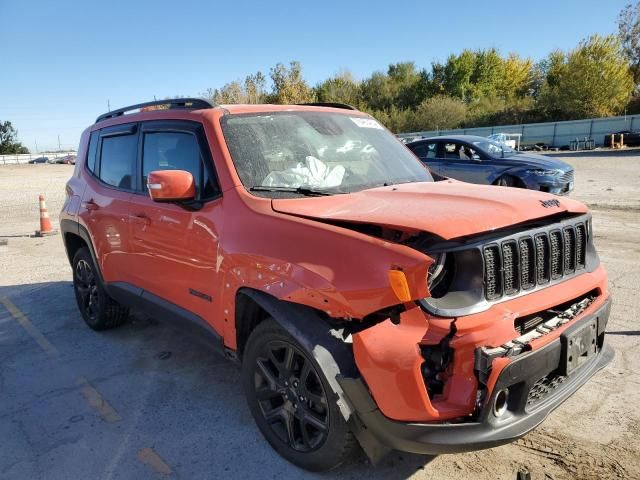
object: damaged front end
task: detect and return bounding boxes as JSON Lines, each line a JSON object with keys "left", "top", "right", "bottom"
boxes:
{"left": 339, "top": 213, "right": 614, "bottom": 460}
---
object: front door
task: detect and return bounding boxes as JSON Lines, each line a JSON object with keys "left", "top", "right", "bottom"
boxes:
{"left": 438, "top": 142, "right": 494, "bottom": 183}
{"left": 127, "top": 120, "right": 224, "bottom": 331}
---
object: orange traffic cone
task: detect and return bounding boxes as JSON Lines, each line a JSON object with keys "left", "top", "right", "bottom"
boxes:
{"left": 35, "top": 194, "right": 56, "bottom": 237}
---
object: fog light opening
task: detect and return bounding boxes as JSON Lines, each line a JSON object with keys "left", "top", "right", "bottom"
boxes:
{"left": 493, "top": 389, "right": 509, "bottom": 417}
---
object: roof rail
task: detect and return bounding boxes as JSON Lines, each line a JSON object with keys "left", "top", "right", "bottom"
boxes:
{"left": 96, "top": 98, "right": 214, "bottom": 123}
{"left": 297, "top": 102, "right": 357, "bottom": 111}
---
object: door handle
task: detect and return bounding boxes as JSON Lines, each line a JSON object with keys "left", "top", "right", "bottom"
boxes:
{"left": 129, "top": 213, "right": 151, "bottom": 226}
{"left": 82, "top": 200, "right": 99, "bottom": 211}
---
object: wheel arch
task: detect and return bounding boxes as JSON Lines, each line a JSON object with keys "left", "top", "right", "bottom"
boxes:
{"left": 235, "top": 288, "right": 358, "bottom": 408}
{"left": 493, "top": 172, "right": 526, "bottom": 188}
{"left": 60, "top": 219, "right": 103, "bottom": 283}
{"left": 235, "top": 287, "right": 391, "bottom": 462}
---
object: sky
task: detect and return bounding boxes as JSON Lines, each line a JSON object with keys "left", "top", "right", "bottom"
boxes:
{"left": 0, "top": 0, "right": 630, "bottom": 152}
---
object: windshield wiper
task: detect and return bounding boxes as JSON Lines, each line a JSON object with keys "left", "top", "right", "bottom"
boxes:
{"left": 249, "top": 185, "right": 338, "bottom": 196}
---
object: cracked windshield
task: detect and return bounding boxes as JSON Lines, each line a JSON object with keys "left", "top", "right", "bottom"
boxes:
{"left": 222, "top": 111, "right": 433, "bottom": 194}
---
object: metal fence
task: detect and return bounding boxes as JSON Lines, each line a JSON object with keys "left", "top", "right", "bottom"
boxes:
{"left": 0, "top": 152, "right": 77, "bottom": 165}
{"left": 397, "top": 114, "right": 640, "bottom": 147}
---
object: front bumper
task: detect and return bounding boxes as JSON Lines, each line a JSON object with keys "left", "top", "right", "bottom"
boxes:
{"left": 529, "top": 176, "right": 574, "bottom": 195}
{"left": 341, "top": 298, "right": 613, "bottom": 455}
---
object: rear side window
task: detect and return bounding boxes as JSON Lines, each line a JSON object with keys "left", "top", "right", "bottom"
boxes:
{"left": 99, "top": 134, "right": 137, "bottom": 189}
{"left": 87, "top": 132, "right": 99, "bottom": 173}
{"left": 411, "top": 142, "right": 438, "bottom": 159}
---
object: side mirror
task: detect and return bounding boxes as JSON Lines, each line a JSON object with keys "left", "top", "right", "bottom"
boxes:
{"left": 147, "top": 170, "right": 195, "bottom": 202}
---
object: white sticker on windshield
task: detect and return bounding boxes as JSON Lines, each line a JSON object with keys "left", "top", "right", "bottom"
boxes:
{"left": 350, "top": 117, "right": 384, "bottom": 129}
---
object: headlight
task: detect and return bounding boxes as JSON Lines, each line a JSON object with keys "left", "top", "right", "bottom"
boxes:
{"left": 427, "top": 253, "right": 447, "bottom": 291}
{"left": 526, "top": 169, "right": 562, "bottom": 176}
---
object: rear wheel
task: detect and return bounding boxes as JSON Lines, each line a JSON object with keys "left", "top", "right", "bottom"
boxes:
{"left": 242, "top": 319, "right": 357, "bottom": 471}
{"left": 72, "top": 247, "right": 128, "bottom": 330}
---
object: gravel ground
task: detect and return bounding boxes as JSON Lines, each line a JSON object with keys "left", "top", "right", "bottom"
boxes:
{"left": 0, "top": 153, "right": 639, "bottom": 479}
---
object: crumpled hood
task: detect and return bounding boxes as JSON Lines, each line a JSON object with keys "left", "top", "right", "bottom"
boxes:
{"left": 271, "top": 181, "right": 588, "bottom": 240}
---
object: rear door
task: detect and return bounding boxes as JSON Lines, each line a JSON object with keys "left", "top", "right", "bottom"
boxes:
{"left": 127, "top": 120, "right": 224, "bottom": 331}
{"left": 80, "top": 123, "right": 138, "bottom": 283}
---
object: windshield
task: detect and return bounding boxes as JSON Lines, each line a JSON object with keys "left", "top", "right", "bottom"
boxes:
{"left": 221, "top": 111, "right": 433, "bottom": 195}
{"left": 471, "top": 138, "right": 517, "bottom": 157}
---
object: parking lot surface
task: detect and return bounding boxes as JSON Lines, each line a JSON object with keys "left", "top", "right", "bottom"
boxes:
{"left": 1, "top": 153, "right": 639, "bottom": 479}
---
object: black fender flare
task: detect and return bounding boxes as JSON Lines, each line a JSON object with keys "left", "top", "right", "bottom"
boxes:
{"left": 237, "top": 288, "right": 358, "bottom": 418}
{"left": 60, "top": 219, "right": 104, "bottom": 283}
{"left": 237, "top": 288, "right": 390, "bottom": 462}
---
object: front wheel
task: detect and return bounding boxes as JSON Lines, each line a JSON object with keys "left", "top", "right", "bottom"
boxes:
{"left": 495, "top": 175, "right": 519, "bottom": 187}
{"left": 242, "top": 319, "right": 357, "bottom": 471}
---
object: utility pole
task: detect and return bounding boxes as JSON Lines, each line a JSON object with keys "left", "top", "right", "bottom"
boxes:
{"left": 107, "top": 99, "right": 111, "bottom": 112}
{"left": 58, "top": 135, "right": 62, "bottom": 152}
{"left": 35, "top": 139, "right": 38, "bottom": 153}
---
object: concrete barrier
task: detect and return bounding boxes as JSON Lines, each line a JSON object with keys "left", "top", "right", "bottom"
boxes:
{"left": 397, "top": 114, "right": 640, "bottom": 148}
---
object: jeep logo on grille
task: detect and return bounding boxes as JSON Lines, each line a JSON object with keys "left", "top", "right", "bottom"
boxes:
{"left": 540, "top": 199, "right": 561, "bottom": 208}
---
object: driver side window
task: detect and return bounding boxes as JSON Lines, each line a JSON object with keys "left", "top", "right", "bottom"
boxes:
{"left": 142, "top": 131, "right": 218, "bottom": 199}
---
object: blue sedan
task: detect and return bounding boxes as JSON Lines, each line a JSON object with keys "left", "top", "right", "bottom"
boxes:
{"left": 406, "top": 135, "right": 574, "bottom": 195}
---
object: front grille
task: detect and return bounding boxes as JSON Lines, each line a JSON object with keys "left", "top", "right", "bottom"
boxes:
{"left": 519, "top": 238, "right": 535, "bottom": 290}
{"left": 484, "top": 245, "right": 502, "bottom": 300}
{"left": 527, "top": 371, "right": 567, "bottom": 409}
{"left": 483, "top": 221, "right": 589, "bottom": 301}
{"left": 549, "top": 230, "right": 563, "bottom": 279}
{"left": 502, "top": 241, "right": 518, "bottom": 295}
{"left": 559, "top": 169, "right": 574, "bottom": 183}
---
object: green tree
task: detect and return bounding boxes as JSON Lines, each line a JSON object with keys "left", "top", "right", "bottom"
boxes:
{"left": 360, "top": 71, "right": 394, "bottom": 111}
{"left": 618, "top": 1, "right": 640, "bottom": 87}
{"left": 314, "top": 70, "right": 361, "bottom": 106}
{"left": 498, "top": 54, "right": 534, "bottom": 102}
{"left": 204, "top": 71, "right": 267, "bottom": 104}
{"left": 0, "top": 121, "right": 30, "bottom": 154}
{"left": 538, "top": 35, "right": 634, "bottom": 119}
{"left": 415, "top": 95, "right": 467, "bottom": 130}
{"left": 267, "top": 61, "right": 315, "bottom": 104}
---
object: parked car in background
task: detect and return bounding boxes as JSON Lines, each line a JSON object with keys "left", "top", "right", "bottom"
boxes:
{"left": 407, "top": 135, "right": 574, "bottom": 195}
{"left": 28, "top": 156, "right": 49, "bottom": 164}
{"left": 55, "top": 154, "right": 77, "bottom": 164}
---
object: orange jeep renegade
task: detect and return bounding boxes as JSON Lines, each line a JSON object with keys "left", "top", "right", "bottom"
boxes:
{"left": 61, "top": 98, "right": 613, "bottom": 471}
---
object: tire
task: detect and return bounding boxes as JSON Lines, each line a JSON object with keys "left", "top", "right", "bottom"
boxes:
{"left": 72, "top": 247, "right": 129, "bottom": 330}
{"left": 242, "top": 318, "right": 357, "bottom": 471}
{"left": 496, "top": 175, "right": 516, "bottom": 187}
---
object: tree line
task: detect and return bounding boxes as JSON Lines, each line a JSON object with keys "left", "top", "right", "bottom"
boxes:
{"left": 204, "top": 3, "right": 640, "bottom": 134}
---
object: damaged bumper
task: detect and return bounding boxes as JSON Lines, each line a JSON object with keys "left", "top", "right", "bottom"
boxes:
{"left": 342, "top": 297, "right": 613, "bottom": 456}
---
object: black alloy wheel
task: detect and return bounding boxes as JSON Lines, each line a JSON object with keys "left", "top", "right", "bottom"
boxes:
{"left": 74, "top": 259, "right": 99, "bottom": 323}
{"left": 253, "top": 340, "right": 329, "bottom": 452}
{"left": 71, "top": 247, "right": 128, "bottom": 330}
{"left": 242, "top": 319, "right": 357, "bottom": 471}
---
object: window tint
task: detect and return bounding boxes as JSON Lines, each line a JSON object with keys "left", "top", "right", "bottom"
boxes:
{"left": 99, "top": 134, "right": 137, "bottom": 189}
{"left": 142, "top": 132, "right": 218, "bottom": 198}
{"left": 87, "top": 132, "right": 99, "bottom": 173}
{"left": 410, "top": 144, "right": 426, "bottom": 157}
{"left": 423, "top": 143, "right": 438, "bottom": 159}
{"left": 443, "top": 142, "right": 477, "bottom": 160}
{"left": 142, "top": 132, "right": 201, "bottom": 190}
